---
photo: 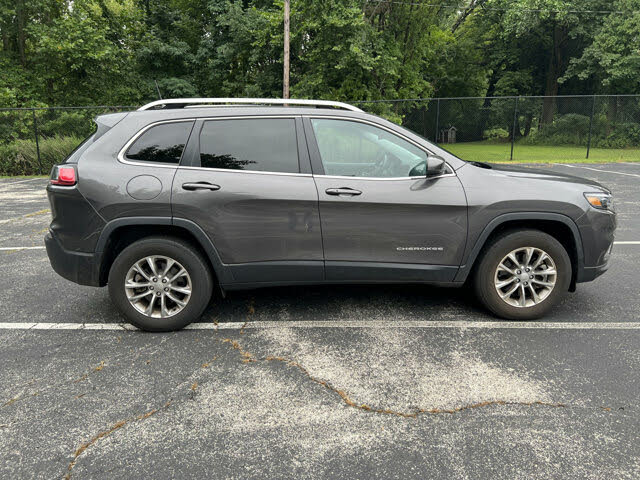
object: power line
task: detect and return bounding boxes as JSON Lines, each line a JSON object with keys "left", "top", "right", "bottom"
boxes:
{"left": 363, "top": 0, "right": 635, "bottom": 15}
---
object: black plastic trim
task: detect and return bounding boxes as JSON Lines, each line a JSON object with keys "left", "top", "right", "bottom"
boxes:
{"left": 171, "top": 217, "right": 233, "bottom": 284}
{"left": 45, "top": 231, "right": 101, "bottom": 286}
{"left": 326, "top": 261, "right": 459, "bottom": 282}
{"left": 454, "top": 212, "right": 585, "bottom": 283}
{"left": 226, "top": 260, "right": 324, "bottom": 284}
{"left": 302, "top": 117, "right": 325, "bottom": 175}
{"left": 95, "top": 216, "right": 172, "bottom": 253}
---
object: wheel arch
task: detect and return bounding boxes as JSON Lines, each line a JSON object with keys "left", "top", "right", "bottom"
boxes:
{"left": 95, "top": 217, "right": 230, "bottom": 286}
{"left": 455, "top": 212, "right": 584, "bottom": 290}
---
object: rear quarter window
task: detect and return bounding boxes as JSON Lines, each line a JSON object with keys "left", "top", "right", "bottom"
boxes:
{"left": 125, "top": 121, "right": 194, "bottom": 164}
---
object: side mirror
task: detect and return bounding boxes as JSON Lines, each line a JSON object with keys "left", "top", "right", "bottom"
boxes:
{"left": 426, "top": 155, "right": 446, "bottom": 177}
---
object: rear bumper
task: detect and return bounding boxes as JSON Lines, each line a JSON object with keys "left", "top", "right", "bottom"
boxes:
{"left": 45, "top": 231, "right": 101, "bottom": 287}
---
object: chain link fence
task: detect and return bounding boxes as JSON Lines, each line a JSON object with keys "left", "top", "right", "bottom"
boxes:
{"left": 0, "top": 106, "right": 135, "bottom": 176}
{"left": 357, "top": 95, "right": 640, "bottom": 163}
{"left": 1, "top": 95, "right": 639, "bottom": 175}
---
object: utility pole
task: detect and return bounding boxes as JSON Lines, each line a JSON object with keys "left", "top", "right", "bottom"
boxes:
{"left": 283, "top": 0, "right": 290, "bottom": 99}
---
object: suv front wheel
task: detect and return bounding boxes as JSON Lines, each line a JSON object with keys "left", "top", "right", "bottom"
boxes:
{"left": 108, "top": 236, "right": 213, "bottom": 331}
{"left": 474, "top": 230, "right": 571, "bottom": 320}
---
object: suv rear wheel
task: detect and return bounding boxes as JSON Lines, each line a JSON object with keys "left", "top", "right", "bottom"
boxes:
{"left": 108, "top": 237, "right": 213, "bottom": 331}
{"left": 474, "top": 230, "right": 571, "bottom": 320}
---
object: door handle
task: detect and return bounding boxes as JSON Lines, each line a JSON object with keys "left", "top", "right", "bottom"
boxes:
{"left": 325, "top": 187, "right": 362, "bottom": 196}
{"left": 182, "top": 182, "right": 221, "bottom": 191}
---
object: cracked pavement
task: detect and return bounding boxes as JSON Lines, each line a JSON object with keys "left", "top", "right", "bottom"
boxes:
{"left": 1, "top": 165, "right": 640, "bottom": 479}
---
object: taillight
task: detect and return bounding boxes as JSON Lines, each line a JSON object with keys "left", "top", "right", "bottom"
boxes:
{"left": 50, "top": 165, "right": 77, "bottom": 186}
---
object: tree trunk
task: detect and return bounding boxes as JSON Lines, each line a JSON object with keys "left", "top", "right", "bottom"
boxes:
{"left": 509, "top": 116, "right": 522, "bottom": 141}
{"left": 1, "top": 22, "right": 10, "bottom": 52}
{"left": 540, "top": 24, "right": 566, "bottom": 126}
{"left": 16, "top": 0, "right": 27, "bottom": 66}
{"left": 523, "top": 113, "right": 533, "bottom": 137}
{"left": 479, "top": 71, "right": 499, "bottom": 138}
{"left": 607, "top": 96, "right": 617, "bottom": 134}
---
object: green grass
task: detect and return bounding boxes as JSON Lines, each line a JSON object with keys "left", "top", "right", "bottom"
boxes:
{"left": 443, "top": 142, "right": 640, "bottom": 164}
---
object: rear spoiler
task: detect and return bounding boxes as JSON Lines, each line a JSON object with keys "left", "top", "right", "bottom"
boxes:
{"left": 94, "top": 112, "right": 129, "bottom": 141}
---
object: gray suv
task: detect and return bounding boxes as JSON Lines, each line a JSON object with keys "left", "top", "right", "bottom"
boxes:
{"left": 45, "top": 98, "right": 616, "bottom": 331}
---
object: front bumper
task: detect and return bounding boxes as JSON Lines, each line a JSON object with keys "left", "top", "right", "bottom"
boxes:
{"left": 45, "top": 231, "right": 101, "bottom": 287}
{"left": 576, "top": 208, "right": 616, "bottom": 284}
{"left": 577, "top": 261, "right": 610, "bottom": 283}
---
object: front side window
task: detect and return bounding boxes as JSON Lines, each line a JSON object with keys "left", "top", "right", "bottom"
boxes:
{"left": 199, "top": 118, "right": 299, "bottom": 173}
{"left": 311, "top": 118, "right": 428, "bottom": 178}
{"left": 126, "top": 121, "right": 193, "bottom": 164}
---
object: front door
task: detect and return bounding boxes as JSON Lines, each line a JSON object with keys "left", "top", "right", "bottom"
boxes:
{"left": 305, "top": 117, "right": 467, "bottom": 282}
{"left": 172, "top": 116, "right": 323, "bottom": 285}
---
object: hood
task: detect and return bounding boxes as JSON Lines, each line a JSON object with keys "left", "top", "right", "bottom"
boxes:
{"left": 465, "top": 162, "right": 610, "bottom": 193}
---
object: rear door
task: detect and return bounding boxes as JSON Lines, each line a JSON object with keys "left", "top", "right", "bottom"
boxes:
{"left": 305, "top": 117, "right": 467, "bottom": 282}
{"left": 172, "top": 116, "right": 323, "bottom": 285}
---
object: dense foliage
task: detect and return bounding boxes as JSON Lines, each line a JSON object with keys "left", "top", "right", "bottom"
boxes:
{"left": 1, "top": 1, "right": 640, "bottom": 174}
{"left": 3, "top": 0, "right": 640, "bottom": 109}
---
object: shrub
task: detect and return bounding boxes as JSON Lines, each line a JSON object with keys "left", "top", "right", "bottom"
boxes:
{"left": 0, "top": 135, "right": 83, "bottom": 176}
{"left": 483, "top": 127, "right": 510, "bottom": 142}
{"left": 528, "top": 113, "right": 592, "bottom": 145}
{"left": 38, "top": 111, "right": 95, "bottom": 139}
{"left": 593, "top": 122, "right": 640, "bottom": 148}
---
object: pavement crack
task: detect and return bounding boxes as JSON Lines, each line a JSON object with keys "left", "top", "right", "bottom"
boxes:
{"left": 64, "top": 402, "right": 171, "bottom": 479}
{"left": 220, "top": 337, "right": 567, "bottom": 418}
{"left": 221, "top": 338, "right": 256, "bottom": 363}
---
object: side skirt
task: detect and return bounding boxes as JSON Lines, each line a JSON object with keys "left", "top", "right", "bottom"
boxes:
{"left": 221, "top": 260, "right": 460, "bottom": 291}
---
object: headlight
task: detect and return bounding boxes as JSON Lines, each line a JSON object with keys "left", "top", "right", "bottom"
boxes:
{"left": 584, "top": 192, "right": 614, "bottom": 211}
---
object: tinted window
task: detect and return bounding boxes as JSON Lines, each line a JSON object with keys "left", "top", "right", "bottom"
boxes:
{"left": 311, "top": 118, "right": 428, "bottom": 178}
{"left": 199, "top": 119, "right": 299, "bottom": 173}
{"left": 126, "top": 122, "right": 193, "bottom": 164}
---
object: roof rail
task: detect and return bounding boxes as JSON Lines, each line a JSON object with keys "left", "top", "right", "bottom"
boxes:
{"left": 137, "top": 98, "right": 363, "bottom": 112}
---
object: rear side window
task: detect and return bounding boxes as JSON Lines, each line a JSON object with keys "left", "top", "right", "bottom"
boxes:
{"left": 199, "top": 118, "right": 299, "bottom": 173}
{"left": 126, "top": 121, "right": 193, "bottom": 164}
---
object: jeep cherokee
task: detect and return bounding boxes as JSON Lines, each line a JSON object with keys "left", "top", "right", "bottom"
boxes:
{"left": 45, "top": 98, "right": 616, "bottom": 331}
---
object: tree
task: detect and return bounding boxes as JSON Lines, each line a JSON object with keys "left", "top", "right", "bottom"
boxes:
{"left": 562, "top": 0, "right": 640, "bottom": 94}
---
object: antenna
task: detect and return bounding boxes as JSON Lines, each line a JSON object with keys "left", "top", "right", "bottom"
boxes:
{"left": 154, "top": 80, "right": 163, "bottom": 100}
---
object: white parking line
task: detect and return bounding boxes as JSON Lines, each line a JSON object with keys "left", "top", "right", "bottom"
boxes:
{"left": 0, "top": 177, "right": 44, "bottom": 187}
{"left": 556, "top": 163, "right": 640, "bottom": 178}
{"left": 0, "top": 321, "right": 639, "bottom": 330}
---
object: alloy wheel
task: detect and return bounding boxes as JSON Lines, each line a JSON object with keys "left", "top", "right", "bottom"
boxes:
{"left": 124, "top": 255, "right": 192, "bottom": 318}
{"left": 494, "top": 247, "right": 557, "bottom": 308}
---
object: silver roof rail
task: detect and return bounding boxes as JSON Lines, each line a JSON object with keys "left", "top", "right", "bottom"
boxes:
{"left": 137, "top": 98, "right": 363, "bottom": 112}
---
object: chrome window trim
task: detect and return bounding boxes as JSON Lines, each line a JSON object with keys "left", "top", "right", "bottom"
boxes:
{"left": 117, "top": 116, "right": 301, "bottom": 172}
{"left": 117, "top": 119, "right": 194, "bottom": 169}
{"left": 177, "top": 166, "right": 313, "bottom": 178}
{"left": 306, "top": 115, "right": 457, "bottom": 180}
{"left": 314, "top": 172, "right": 456, "bottom": 181}
{"left": 116, "top": 114, "right": 457, "bottom": 181}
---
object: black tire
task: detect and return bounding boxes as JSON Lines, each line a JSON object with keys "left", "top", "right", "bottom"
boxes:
{"left": 108, "top": 236, "right": 213, "bottom": 332}
{"left": 473, "top": 230, "right": 571, "bottom": 320}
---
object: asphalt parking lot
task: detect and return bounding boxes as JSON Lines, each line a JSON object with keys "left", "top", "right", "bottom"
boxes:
{"left": 1, "top": 163, "right": 639, "bottom": 479}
